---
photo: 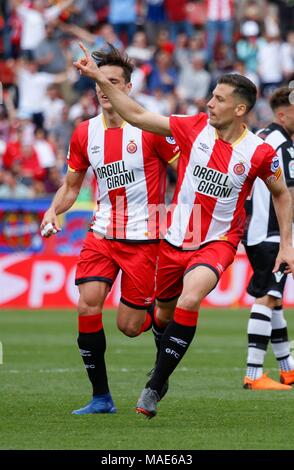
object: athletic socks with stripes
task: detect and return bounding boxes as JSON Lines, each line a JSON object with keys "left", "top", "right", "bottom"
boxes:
{"left": 246, "top": 304, "right": 294, "bottom": 380}
{"left": 147, "top": 307, "right": 198, "bottom": 393}
{"left": 271, "top": 306, "right": 294, "bottom": 372}
{"left": 246, "top": 304, "right": 272, "bottom": 380}
{"left": 78, "top": 314, "right": 110, "bottom": 396}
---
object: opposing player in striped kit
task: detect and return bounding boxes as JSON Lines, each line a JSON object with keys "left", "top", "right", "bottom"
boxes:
{"left": 74, "top": 45, "right": 294, "bottom": 418}
{"left": 40, "top": 46, "right": 179, "bottom": 415}
{"left": 243, "top": 86, "right": 294, "bottom": 390}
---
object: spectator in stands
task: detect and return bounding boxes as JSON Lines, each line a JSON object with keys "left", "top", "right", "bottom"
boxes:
{"left": 125, "top": 30, "right": 154, "bottom": 63}
{"left": 281, "top": 30, "right": 294, "bottom": 82}
{"left": 176, "top": 51, "right": 211, "bottom": 109}
{"left": 16, "top": 56, "right": 70, "bottom": 128}
{"left": 236, "top": 20, "right": 261, "bottom": 74}
{"left": 257, "top": 27, "right": 287, "bottom": 97}
{"left": 148, "top": 49, "right": 177, "bottom": 94}
{"left": 51, "top": 105, "right": 73, "bottom": 159}
{"left": 205, "top": 0, "right": 235, "bottom": 64}
{"left": 145, "top": 0, "right": 166, "bottom": 44}
{"left": 34, "top": 21, "right": 68, "bottom": 74}
{"left": 0, "top": 170, "right": 33, "bottom": 198}
{"left": 34, "top": 127, "right": 56, "bottom": 170}
{"left": 12, "top": 0, "right": 75, "bottom": 57}
{"left": 43, "top": 84, "right": 66, "bottom": 132}
{"left": 165, "top": 0, "right": 193, "bottom": 41}
{"left": 108, "top": 0, "right": 137, "bottom": 44}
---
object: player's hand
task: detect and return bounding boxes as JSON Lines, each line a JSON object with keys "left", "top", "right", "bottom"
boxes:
{"left": 73, "top": 43, "right": 102, "bottom": 81}
{"left": 273, "top": 246, "right": 294, "bottom": 278}
{"left": 40, "top": 209, "right": 61, "bottom": 238}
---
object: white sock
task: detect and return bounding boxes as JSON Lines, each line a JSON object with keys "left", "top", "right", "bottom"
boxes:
{"left": 271, "top": 307, "right": 294, "bottom": 372}
{"left": 246, "top": 304, "right": 272, "bottom": 380}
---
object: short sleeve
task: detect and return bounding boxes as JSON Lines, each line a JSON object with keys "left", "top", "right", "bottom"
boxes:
{"left": 153, "top": 134, "right": 180, "bottom": 164}
{"left": 280, "top": 143, "right": 294, "bottom": 187}
{"left": 169, "top": 113, "right": 208, "bottom": 154}
{"left": 67, "top": 125, "right": 90, "bottom": 172}
{"left": 256, "top": 144, "right": 283, "bottom": 184}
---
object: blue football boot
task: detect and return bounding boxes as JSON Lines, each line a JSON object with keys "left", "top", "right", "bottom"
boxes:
{"left": 72, "top": 393, "right": 117, "bottom": 415}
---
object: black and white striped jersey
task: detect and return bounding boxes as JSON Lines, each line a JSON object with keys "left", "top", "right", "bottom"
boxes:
{"left": 244, "top": 123, "right": 294, "bottom": 246}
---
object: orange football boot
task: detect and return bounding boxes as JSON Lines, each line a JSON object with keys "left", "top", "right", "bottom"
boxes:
{"left": 243, "top": 373, "right": 292, "bottom": 390}
{"left": 280, "top": 370, "right": 294, "bottom": 385}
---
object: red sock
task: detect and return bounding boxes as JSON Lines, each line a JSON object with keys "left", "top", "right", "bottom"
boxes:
{"left": 174, "top": 307, "right": 198, "bottom": 327}
{"left": 78, "top": 313, "right": 103, "bottom": 333}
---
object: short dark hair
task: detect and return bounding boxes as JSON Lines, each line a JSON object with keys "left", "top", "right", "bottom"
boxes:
{"left": 91, "top": 44, "right": 134, "bottom": 83}
{"left": 217, "top": 73, "right": 257, "bottom": 113}
{"left": 270, "top": 86, "right": 293, "bottom": 111}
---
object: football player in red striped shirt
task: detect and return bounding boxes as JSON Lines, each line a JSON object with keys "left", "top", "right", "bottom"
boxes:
{"left": 74, "top": 44, "right": 294, "bottom": 418}
{"left": 41, "top": 46, "right": 179, "bottom": 415}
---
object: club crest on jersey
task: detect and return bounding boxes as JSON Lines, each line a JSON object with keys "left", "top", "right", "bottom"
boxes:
{"left": 127, "top": 140, "right": 137, "bottom": 154}
{"left": 271, "top": 156, "right": 280, "bottom": 173}
{"left": 233, "top": 162, "right": 245, "bottom": 175}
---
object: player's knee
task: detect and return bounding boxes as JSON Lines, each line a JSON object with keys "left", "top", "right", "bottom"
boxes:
{"left": 177, "top": 293, "right": 200, "bottom": 312}
{"left": 255, "top": 295, "right": 277, "bottom": 310}
{"left": 117, "top": 319, "right": 140, "bottom": 337}
{"left": 77, "top": 301, "right": 101, "bottom": 317}
{"left": 157, "top": 307, "right": 173, "bottom": 324}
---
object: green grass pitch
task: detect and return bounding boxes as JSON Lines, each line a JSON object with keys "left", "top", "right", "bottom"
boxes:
{"left": 1, "top": 308, "right": 294, "bottom": 450}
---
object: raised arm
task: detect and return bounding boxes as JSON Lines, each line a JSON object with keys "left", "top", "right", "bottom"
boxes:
{"left": 267, "top": 176, "right": 294, "bottom": 276}
{"left": 73, "top": 43, "right": 172, "bottom": 136}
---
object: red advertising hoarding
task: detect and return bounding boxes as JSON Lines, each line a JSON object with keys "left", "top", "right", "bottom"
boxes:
{"left": 1, "top": 253, "right": 294, "bottom": 309}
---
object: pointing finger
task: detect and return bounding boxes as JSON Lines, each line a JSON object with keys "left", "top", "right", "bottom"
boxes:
{"left": 79, "top": 42, "right": 91, "bottom": 59}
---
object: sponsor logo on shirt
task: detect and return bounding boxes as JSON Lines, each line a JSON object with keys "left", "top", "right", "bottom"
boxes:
{"left": 193, "top": 165, "right": 232, "bottom": 198}
{"left": 166, "top": 136, "right": 176, "bottom": 145}
{"left": 216, "top": 263, "right": 224, "bottom": 273}
{"left": 274, "top": 271, "right": 284, "bottom": 283}
{"left": 126, "top": 140, "right": 137, "bottom": 154}
{"left": 96, "top": 161, "right": 135, "bottom": 190}
{"left": 91, "top": 145, "right": 100, "bottom": 154}
{"left": 197, "top": 142, "right": 210, "bottom": 154}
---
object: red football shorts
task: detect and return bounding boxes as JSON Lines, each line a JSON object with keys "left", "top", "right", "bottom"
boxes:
{"left": 156, "top": 240, "right": 237, "bottom": 302}
{"left": 75, "top": 231, "right": 159, "bottom": 309}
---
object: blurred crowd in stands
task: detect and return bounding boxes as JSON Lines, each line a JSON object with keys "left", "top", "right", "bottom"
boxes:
{"left": 0, "top": 0, "right": 293, "bottom": 201}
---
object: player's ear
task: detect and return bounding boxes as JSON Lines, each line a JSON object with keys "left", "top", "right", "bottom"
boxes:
{"left": 235, "top": 103, "right": 247, "bottom": 117}
{"left": 126, "top": 82, "right": 132, "bottom": 94}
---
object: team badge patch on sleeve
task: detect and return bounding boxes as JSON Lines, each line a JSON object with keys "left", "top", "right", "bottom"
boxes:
{"left": 289, "top": 160, "right": 294, "bottom": 178}
{"left": 166, "top": 136, "right": 176, "bottom": 145}
{"left": 271, "top": 156, "right": 280, "bottom": 173}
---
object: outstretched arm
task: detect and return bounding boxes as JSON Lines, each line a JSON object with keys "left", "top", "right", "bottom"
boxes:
{"left": 73, "top": 43, "right": 172, "bottom": 136}
{"left": 267, "top": 176, "right": 294, "bottom": 277}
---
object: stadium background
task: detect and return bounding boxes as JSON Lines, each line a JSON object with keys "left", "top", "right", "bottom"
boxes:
{"left": 1, "top": 0, "right": 294, "bottom": 452}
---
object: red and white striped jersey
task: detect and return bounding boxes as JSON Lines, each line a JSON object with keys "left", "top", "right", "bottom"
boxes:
{"left": 67, "top": 113, "right": 179, "bottom": 240}
{"left": 167, "top": 113, "right": 281, "bottom": 250}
